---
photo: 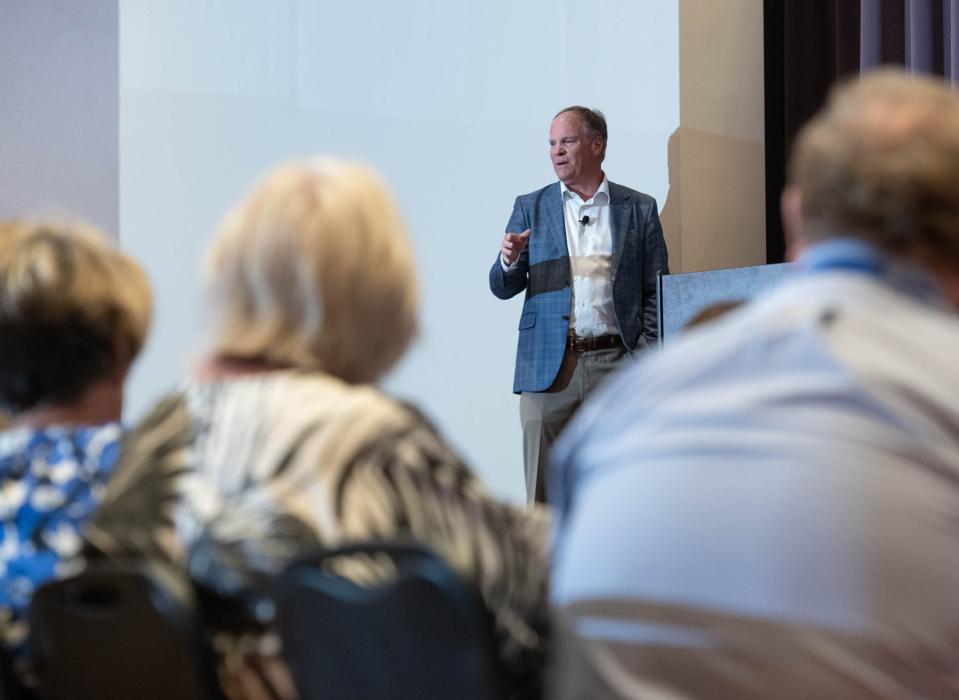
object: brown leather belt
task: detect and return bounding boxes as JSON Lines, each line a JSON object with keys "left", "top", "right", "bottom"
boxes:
{"left": 567, "top": 334, "right": 622, "bottom": 352}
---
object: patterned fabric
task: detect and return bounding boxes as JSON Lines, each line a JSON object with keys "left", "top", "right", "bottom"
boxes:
{"left": 489, "top": 181, "right": 668, "bottom": 394}
{"left": 0, "top": 423, "right": 121, "bottom": 656}
{"left": 84, "top": 371, "right": 550, "bottom": 699}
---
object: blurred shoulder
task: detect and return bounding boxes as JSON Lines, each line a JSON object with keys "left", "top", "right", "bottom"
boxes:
{"left": 170, "top": 370, "right": 446, "bottom": 450}
{"left": 0, "top": 422, "right": 122, "bottom": 466}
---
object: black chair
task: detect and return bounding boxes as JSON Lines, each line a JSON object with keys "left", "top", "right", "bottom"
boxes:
{"left": 273, "top": 541, "right": 506, "bottom": 700}
{"left": 28, "top": 560, "right": 224, "bottom": 700}
{"left": 0, "top": 643, "right": 34, "bottom": 700}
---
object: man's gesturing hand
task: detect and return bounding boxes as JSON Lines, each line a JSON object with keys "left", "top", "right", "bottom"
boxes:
{"left": 500, "top": 229, "right": 531, "bottom": 266}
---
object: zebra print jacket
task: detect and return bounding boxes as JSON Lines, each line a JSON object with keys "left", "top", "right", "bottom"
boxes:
{"left": 83, "top": 370, "right": 550, "bottom": 698}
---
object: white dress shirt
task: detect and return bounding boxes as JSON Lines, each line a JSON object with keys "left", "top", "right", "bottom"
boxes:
{"left": 561, "top": 178, "right": 616, "bottom": 337}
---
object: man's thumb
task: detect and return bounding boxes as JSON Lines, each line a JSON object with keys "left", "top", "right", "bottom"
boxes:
{"left": 520, "top": 229, "right": 531, "bottom": 238}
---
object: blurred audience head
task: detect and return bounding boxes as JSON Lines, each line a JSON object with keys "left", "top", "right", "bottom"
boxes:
{"left": 0, "top": 220, "right": 151, "bottom": 419}
{"left": 785, "top": 69, "right": 959, "bottom": 277}
{"left": 684, "top": 300, "right": 744, "bottom": 330}
{"left": 204, "top": 158, "right": 418, "bottom": 384}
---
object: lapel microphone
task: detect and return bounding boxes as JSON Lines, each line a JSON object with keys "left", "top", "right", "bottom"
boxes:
{"left": 579, "top": 215, "right": 590, "bottom": 226}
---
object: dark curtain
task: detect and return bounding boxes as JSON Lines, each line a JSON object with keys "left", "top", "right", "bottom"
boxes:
{"left": 763, "top": 0, "right": 959, "bottom": 263}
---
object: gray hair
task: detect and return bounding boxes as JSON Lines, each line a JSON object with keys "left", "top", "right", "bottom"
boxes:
{"left": 790, "top": 69, "right": 959, "bottom": 266}
{"left": 555, "top": 106, "right": 608, "bottom": 158}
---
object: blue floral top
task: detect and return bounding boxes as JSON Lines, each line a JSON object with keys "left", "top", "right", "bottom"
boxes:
{"left": 0, "top": 423, "right": 122, "bottom": 655}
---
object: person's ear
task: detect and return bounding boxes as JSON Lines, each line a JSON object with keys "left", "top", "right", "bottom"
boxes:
{"left": 781, "top": 187, "right": 805, "bottom": 262}
{"left": 592, "top": 137, "right": 604, "bottom": 157}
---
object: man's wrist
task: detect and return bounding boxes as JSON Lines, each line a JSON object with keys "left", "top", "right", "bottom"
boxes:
{"left": 501, "top": 254, "right": 517, "bottom": 271}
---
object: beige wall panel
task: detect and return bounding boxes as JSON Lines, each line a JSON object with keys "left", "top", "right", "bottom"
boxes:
{"left": 680, "top": 0, "right": 765, "bottom": 143}
{"left": 676, "top": 0, "right": 765, "bottom": 272}
{"left": 677, "top": 127, "right": 766, "bottom": 272}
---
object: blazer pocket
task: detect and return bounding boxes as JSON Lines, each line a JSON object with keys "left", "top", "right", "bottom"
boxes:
{"left": 518, "top": 310, "right": 536, "bottom": 330}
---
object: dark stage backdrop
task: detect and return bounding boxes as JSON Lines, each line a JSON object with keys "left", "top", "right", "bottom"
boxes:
{"left": 763, "top": 0, "right": 959, "bottom": 263}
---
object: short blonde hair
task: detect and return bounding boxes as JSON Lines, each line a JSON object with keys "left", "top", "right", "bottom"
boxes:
{"left": 205, "top": 158, "right": 418, "bottom": 384}
{"left": 0, "top": 220, "right": 152, "bottom": 411}
{"left": 790, "top": 69, "right": 959, "bottom": 265}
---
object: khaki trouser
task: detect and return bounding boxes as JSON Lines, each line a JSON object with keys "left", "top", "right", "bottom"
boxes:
{"left": 520, "top": 344, "right": 626, "bottom": 503}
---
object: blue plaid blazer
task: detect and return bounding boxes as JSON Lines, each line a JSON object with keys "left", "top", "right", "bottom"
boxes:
{"left": 489, "top": 181, "right": 668, "bottom": 394}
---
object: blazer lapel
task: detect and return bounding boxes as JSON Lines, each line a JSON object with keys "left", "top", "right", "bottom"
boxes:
{"left": 543, "top": 182, "right": 567, "bottom": 256}
{"left": 608, "top": 181, "right": 631, "bottom": 278}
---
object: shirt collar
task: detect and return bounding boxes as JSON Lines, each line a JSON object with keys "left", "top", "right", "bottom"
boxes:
{"left": 798, "top": 237, "right": 947, "bottom": 306}
{"left": 561, "top": 175, "right": 610, "bottom": 205}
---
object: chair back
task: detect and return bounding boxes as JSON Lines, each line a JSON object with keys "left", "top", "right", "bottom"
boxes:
{"left": 0, "top": 643, "right": 31, "bottom": 700}
{"left": 273, "top": 541, "right": 504, "bottom": 700}
{"left": 28, "top": 560, "right": 223, "bottom": 700}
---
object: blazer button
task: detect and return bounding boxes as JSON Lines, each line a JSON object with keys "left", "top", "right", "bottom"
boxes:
{"left": 562, "top": 314, "right": 570, "bottom": 320}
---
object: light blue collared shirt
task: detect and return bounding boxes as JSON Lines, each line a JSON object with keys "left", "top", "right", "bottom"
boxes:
{"left": 550, "top": 241, "right": 959, "bottom": 695}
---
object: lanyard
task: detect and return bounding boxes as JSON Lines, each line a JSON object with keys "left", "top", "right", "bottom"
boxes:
{"left": 803, "top": 256, "right": 884, "bottom": 277}
{"left": 800, "top": 246, "right": 942, "bottom": 305}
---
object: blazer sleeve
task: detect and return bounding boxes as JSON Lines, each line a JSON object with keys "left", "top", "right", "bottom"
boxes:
{"left": 640, "top": 199, "right": 668, "bottom": 346}
{"left": 489, "top": 196, "right": 531, "bottom": 300}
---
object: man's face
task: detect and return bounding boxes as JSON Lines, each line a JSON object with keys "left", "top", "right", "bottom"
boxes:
{"left": 549, "top": 112, "right": 604, "bottom": 188}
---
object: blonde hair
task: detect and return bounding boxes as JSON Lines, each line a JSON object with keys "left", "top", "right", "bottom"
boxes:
{"left": 0, "top": 220, "right": 152, "bottom": 411}
{"left": 790, "top": 69, "right": 959, "bottom": 265}
{"left": 205, "top": 158, "right": 418, "bottom": 384}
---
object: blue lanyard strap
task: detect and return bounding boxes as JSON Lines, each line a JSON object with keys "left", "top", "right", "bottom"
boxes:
{"left": 798, "top": 240, "right": 944, "bottom": 306}
{"left": 803, "top": 257, "right": 885, "bottom": 276}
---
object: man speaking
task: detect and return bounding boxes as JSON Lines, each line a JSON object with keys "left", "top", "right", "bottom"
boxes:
{"left": 489, "top": 106, "right": 668, "bottom": 502}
